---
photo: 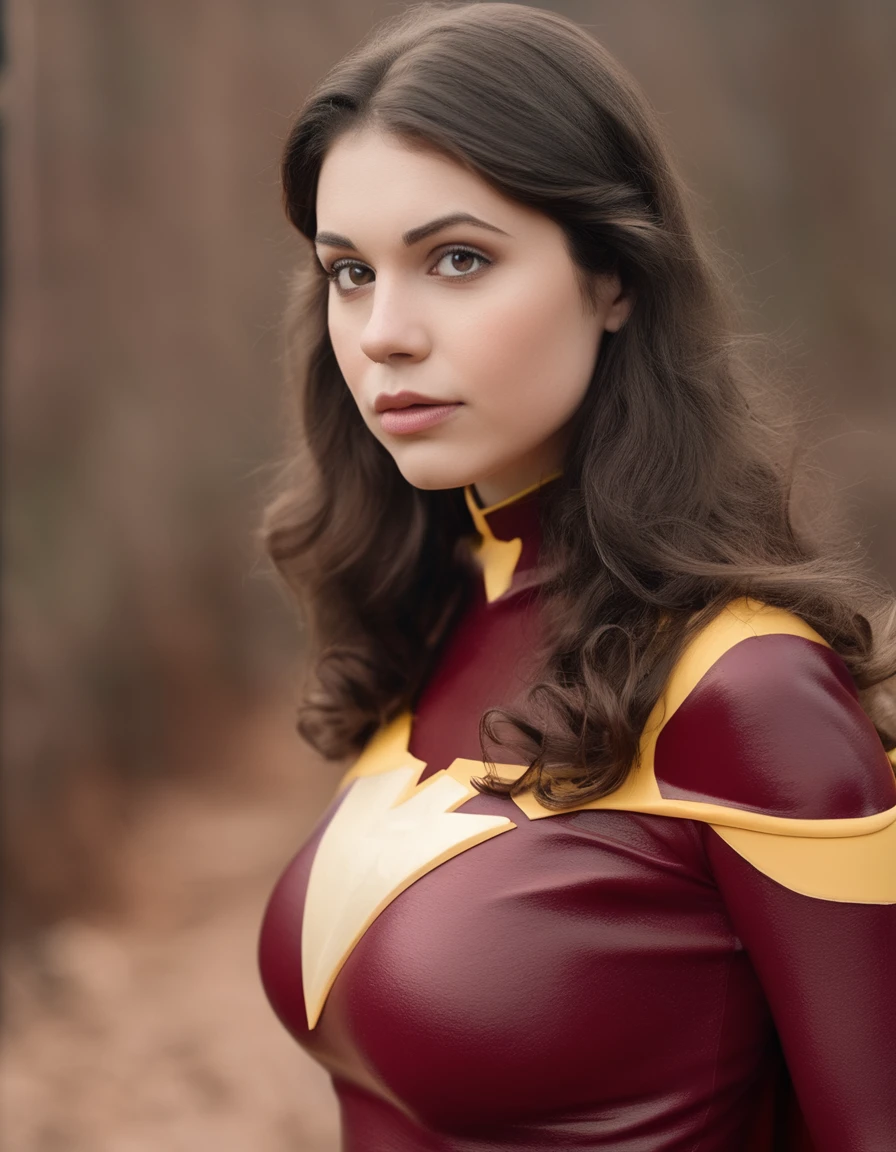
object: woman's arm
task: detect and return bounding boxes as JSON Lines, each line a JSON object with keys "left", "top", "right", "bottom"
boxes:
{"left": 652, "top": 626, "right": 896, "bottom": 1151}
{"left": 703, "top": 824, "right": 895, "bottom": 1151}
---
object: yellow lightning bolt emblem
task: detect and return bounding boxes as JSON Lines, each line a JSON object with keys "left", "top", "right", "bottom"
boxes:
{"left": 301, "top": 714, "right": 515, "bottom": 1029}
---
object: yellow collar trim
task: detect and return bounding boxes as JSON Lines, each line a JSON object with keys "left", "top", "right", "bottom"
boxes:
{"left": 462, "top": 470, "right": 562, "bottom": 603}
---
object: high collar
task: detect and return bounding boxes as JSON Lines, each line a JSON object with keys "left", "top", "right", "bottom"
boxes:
{"left": 463, "top": 470, "right": 562, "bottom": 603}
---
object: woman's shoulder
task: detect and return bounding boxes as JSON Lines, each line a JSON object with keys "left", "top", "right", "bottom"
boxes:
{"left": 651, "top": 596, "right": 896, "bottom": 821}
{"left": 504, "top": 596, "right": 896, "bottom": 902}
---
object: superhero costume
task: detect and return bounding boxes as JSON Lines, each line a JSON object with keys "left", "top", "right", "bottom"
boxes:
{"left": 259, "top": 474, "right": 896, "bottom": 1151}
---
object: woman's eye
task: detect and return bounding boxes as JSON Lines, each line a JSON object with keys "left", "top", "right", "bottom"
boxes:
{"left": 325, "top": 247, "right": 491, "bottom": 296}
{"left": 434, "top": 248, "right": 489, "bottom": 277}
{"left": 328, "top": 263, "right": 374, "bottom": 292}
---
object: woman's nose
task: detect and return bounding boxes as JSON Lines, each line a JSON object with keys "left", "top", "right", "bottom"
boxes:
{"left": 358, "top": 280, "right": 431, "bottom": 363}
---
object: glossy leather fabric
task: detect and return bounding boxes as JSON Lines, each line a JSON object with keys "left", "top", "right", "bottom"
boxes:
{"left": 261, "top": 793, "right": 778, "bottom": 1150}
{"left": 655, "top": 632, "right": 896, "bottom": 818}
{"left": 702, "top": 828, "right": 896, "bottom": 1151}
{"left": 259, "top": 482, "right": 896, "bottom": 1150}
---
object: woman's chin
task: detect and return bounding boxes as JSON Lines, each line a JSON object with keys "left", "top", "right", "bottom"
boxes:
{"left": 395, "top": 464, "right": 480, "bottom": 493}
{"left": 377, "top": 436, "right": 478, "bottom": 492}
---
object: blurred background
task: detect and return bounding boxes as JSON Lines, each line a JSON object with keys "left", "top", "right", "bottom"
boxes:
{"left": 2, "top": 1, "right": 894, "bottom": 1148}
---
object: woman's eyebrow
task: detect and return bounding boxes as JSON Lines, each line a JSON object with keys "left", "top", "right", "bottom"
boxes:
{"left": 314, "top": 212, "right": 511, "bottom": 251}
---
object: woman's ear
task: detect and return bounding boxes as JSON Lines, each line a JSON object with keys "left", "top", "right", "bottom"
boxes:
{"left": 601, "top": 274, "right": 634, "bottom": 332}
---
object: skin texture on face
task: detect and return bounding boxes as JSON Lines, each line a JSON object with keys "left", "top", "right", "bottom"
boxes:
{"left": 315, "top": 130, "right": 632, "bottom": 506}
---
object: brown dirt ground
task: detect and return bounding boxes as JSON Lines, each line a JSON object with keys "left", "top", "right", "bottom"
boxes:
{"left": 2, "top": 703, "right": 343, "bottom": 1151}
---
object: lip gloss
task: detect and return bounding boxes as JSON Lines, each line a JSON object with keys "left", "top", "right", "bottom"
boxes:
{"left": 379, "top": 403, "right": 463, "bottom": 435}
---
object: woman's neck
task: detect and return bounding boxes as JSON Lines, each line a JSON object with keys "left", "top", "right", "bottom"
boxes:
{"left": 470, "top": 426, "right": 570, "bottom": 506}
{"left": 472, "top": 452, "right": 566, "bottom": 508}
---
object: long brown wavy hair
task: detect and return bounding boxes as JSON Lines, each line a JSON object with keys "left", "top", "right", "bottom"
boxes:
{"left": 264, "top": 0, "right": 896, "bottom": 808}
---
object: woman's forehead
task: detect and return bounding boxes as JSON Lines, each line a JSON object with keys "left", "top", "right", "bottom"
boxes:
{"left": 315, "top": 131, "right": 542, "bottom": 249}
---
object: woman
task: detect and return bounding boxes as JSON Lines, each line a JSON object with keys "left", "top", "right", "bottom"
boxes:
{"left": 257, "top": 4, "right": 896, "bottom": 1149}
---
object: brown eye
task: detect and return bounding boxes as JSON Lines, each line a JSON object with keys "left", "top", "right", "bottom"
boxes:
{"left": 338, "top": 264, "right": 373, "bottom": 289}
{"left": 435, "top": 248, "right": 488, "bottom": 278}
{"left": 450, "top": 252, "right": 475, "bottom": 272}
{"left": 326, "top": 261, "right": 375, "bottom": 294}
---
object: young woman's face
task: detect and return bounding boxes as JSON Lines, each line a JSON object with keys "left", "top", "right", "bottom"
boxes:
{"left": 315, "top": 130, "right": 631, "bottom": 505}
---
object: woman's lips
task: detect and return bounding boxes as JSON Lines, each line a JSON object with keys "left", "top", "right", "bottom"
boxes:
{"left": 378, "top": 403, "right": 463, "bottom": 435}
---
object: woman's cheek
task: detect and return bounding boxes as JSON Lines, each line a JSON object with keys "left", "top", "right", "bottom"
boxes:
{"left": 329, "top": 334, "right": 364, "bottom": 405}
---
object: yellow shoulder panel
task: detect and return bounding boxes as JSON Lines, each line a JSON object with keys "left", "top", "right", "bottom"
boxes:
{"left": 656, "top": 596, "right": 829, "bottom": 723}
{"left": 710, "top": 818, "right": 896, "bottom": 903}
{"left": 508, "top": 597, "right": 896, "bottom": 904}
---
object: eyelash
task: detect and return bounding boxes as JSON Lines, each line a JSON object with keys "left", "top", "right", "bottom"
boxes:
{"left": 323, "top": 245, "right": 493, "bottom": 297}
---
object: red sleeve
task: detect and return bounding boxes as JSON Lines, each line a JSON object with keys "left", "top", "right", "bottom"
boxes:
{"left": 702, "top": 826, "right": 896, "bottom": 1151}
{"left": 654, "top": 632, "right": 896, "bottom": 1151}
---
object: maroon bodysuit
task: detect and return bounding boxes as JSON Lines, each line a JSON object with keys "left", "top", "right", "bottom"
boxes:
{"left": 259, "top": 477, "right": 896, "bottom": 1151}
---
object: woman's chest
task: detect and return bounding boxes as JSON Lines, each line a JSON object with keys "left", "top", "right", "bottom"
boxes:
{"left": 259, "top": 769, "right": 770, "bottom": 1132}
{"left": 258, "top": 587, "right": 771, "bottom": 1135}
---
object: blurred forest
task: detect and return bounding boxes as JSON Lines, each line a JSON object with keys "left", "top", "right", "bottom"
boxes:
{"left": 2, "top": 0, "right": 895, "bottom": 1148}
